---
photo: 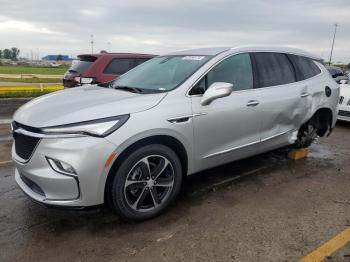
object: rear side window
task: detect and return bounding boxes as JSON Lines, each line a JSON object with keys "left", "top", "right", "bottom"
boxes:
{"left": 104, "top": 58, "right": 135, "bottom": 75}
{"left": 253, "top": 53, "right": 296, "bottom": 88}
{"left": 135, "top": 58, "right": 151, "bottom": 66}
{"left": 288, "top": 55, "right": 321, "bottom": 80}
{"left": 69, "top": 60, "right": 94, "bottom": 74}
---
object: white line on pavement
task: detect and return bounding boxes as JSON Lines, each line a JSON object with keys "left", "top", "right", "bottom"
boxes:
{"left": 0, "top": 119, "right": 11, "bottom": 124}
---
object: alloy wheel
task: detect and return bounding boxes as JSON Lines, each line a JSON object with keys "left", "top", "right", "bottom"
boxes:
{"left": 123, "top": 155, "right": 175, "bottom": 212}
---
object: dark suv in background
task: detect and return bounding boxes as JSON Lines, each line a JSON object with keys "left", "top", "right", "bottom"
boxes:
{"left": 63, "top": 51, "right": 155, "bottom": 88}
{"left": 326, "top": 66, "right": 349, "bottom": 83}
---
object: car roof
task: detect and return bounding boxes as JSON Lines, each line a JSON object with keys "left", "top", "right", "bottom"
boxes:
{"left": 165, "top": 45, "right": 321, "bottom": 60}
{"left": 165, "top": 47, "right": 231, "bottom": 56}
{"left": 78, "top": 52, "right": 155, "bottom": 59}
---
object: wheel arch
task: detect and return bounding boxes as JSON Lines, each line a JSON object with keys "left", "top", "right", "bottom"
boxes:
{"left": 312, "top": 107, "right": 333, "bottom": 137}
{"left": 104, "top": 134, "right": 189, "bottom": 203}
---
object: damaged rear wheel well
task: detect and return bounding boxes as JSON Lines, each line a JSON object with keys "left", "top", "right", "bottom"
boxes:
{"left": 295, "top": 107, "right": 333, "bottom": 148}
{"left": 312, "top": 108, "right": 333, "bottom": 137}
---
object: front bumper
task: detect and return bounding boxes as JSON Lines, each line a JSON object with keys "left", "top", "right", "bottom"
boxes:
{"left": 13, "top": 136, "right": 117, "bottom": 207}
{"left": 337, "top": 108, "right": 350, "bottom": 122}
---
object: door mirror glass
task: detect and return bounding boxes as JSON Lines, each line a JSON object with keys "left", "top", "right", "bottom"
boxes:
{"left": 200, "top": 82, "right": 233, "bottom": 106}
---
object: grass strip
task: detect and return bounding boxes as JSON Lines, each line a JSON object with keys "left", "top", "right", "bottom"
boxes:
{"left": 0, "top": 91, "right": 53, "bottom": 98}
{"left": 0, "top": 65, "right": 68, "bottom": 75}
{"left": 0, "top": 77, "right": 62, "bottom": 83}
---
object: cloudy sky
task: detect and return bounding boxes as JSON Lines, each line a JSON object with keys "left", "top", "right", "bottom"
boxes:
{"left": 0, "top": 0, "right": 349, "bottom": 63}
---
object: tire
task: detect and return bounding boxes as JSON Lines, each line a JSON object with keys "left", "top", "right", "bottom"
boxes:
{"left": 295, "top": 119, "right": 318, "bottom": 148}
{"left": 110, "top": 144, "right": 182, "bottom": 221}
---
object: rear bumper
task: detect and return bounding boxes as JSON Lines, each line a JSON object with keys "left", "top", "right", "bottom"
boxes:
{"left": 338, "top": 116, "right": 350, "bottom": 122}
{"left": 338, "top": 109, "right": 350, "bottom": 122}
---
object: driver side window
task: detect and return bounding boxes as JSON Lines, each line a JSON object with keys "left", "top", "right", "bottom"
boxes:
{"left": 189, "top": 53, "right": 253, "bottom": 95}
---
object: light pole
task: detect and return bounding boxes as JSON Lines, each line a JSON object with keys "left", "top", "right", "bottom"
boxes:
{"left": 90, "top": 34, "right": 94, "bottom": 54}
{"left": 107, "top": 42, "right": 111, "bottom": 52}
{"left": 329, "top": 23, "right": 338, "bottom": 64}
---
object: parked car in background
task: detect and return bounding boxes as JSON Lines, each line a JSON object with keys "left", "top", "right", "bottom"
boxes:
{"left": 326, "top": 66, "right": 348, "bottom": 83}
{"left": 63, "top": 51, "right": 155, "bottom": 88}
{"left": 345, "top": 71, "right": 350, "bottom": 79}
{"left": 50, "top": 62, "right": 61, "bottom": 67}
{"left": 338, "top": 79, "right": 350, "bottom": 121}
{"left": 12, "top": 46, "right": 339, "bottom": 221}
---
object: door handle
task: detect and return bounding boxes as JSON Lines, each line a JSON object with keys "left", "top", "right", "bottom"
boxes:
{"left": 300, "top": 92, "right": 310, "bottom": 98}
{"left": 246, "top": 100, "right": 260, "bottom": 107}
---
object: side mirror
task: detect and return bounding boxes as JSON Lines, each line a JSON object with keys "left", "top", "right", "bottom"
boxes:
{"left": 340, "top": 80, "right": 347, "bottom": 84}
{"left": 200, "top": 82, "right": 233, "bottom": 106}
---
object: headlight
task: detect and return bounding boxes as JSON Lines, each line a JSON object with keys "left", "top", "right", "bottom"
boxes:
{"left": 41, "top": 115, "right": 129, "bottom": 137}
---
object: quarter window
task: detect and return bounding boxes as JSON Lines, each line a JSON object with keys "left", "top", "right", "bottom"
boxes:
{"left": 103, "top": 58, "right": 135, "bottom": 75}
{"left": 288, "top": 55, "right": 321, "bottom": 80}
{"left": 253, "top": 53, "right": 296, "bottom": 88}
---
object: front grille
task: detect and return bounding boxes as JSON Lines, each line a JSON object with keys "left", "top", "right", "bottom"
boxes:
{"left": 339, "top": 110, "right": 350, "bottom": 118}
{"left": 339, "top": 96, "right": 344, "bottom": 104}
{"left": 20, "top": 174, "right": 45, "bottom": 196}
{"left": 13, "top": 132, "right": 41, "bottom": 161}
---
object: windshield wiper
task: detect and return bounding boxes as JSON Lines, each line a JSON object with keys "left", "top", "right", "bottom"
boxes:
{"left": 113, "top": 86, "right": 144, "bottom": 93}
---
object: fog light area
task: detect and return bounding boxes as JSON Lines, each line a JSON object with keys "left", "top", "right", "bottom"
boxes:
{"left": 46, "top": 157, "right": 77, "bottom": 176}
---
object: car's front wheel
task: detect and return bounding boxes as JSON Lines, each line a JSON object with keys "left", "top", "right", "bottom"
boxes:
{"left": 110, "top": 144, "right": 182, "bottom": 221}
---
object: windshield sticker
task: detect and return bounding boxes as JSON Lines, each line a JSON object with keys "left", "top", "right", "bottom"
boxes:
{"left": 182, "top": 56, "right": 205, "bottom": 61}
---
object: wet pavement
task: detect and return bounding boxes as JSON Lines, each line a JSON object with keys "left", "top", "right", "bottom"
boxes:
{"left": 0, "top": 122, "right": 350, "bottom": 262}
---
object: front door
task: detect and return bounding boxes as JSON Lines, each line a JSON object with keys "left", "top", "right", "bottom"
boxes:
{"left": 189, "top": 53, "right": 262, "bottom": 172}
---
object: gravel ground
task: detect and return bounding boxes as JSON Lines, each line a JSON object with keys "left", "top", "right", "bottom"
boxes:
{"left": 0, "top": 122, "right": 350, "bottom": 262}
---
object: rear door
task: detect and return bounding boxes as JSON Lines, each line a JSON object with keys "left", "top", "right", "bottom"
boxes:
{"left": 251, "top": 52, "right": 311, "bottom": 149}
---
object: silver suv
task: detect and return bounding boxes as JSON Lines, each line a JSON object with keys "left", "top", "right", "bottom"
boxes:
{"left": 12, "top": 46, "right": 339, "bottom": 221}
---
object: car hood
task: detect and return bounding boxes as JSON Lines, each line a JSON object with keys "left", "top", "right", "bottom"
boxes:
{"left": 13, "top": 85, "right": 166, "bottom": 127}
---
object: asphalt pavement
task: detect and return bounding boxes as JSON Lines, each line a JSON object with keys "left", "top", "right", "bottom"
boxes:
{"left": 0, "top": 122, "right": 350, "bottom": 262}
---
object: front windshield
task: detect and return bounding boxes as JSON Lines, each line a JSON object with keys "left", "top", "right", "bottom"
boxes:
{"left": 111, "top": 55, "right": 211, "bottom": 92}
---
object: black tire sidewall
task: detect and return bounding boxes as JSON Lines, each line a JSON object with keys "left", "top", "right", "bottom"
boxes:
{"left": 110, "top": 144, "right": 182, "bottom": 221}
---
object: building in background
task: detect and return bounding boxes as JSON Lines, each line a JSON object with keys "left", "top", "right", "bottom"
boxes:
{"left": 42, "top": 55, "right": 73, "bottom": 61}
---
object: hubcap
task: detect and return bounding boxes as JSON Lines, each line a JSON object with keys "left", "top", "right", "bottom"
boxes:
{"left": 123, "top": 155, "right": 175, "bottom": 212}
